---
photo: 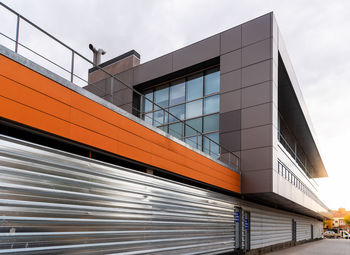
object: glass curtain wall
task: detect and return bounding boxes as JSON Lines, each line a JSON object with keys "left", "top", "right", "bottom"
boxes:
{"left": 141, "top": 67, "right": 220, "bottom": 157}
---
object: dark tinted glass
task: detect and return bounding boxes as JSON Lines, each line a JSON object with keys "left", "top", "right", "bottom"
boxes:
{"left": 204, "top": 95, "right": 219, "bottom": 114}
{"left": 169, "top": 122, "right": 184, "bottom": 138}
{"left": 169, "top": 79, "right": 185, "bottom": 105}
{"left": 169, "top": 104, "right": 185, "bottom": 123}
{"left": 186, "top": 73, "right": 203, "bottom": 101}
{"left": 203, "top": 114, "right": 219, "bottom": 133}
{"left": 205, "top": 68, "right": 220, "bottom": 95}
{"left": 204, "top": 132, "right": 219, "bottom": 157}
{"left": 185, "top": 135, "right": 202, "bottom": 150}
{"left": 186, "top": 99, "right": 202, "bottom": 119}
{"left": 185, "top": 117, "right": 202, "bottom": 137}
{"left": 154, "top": 85, "right": 169, "bottom": 108}
{"left": 143, "top": 90, "right": 153, "bottom": 112}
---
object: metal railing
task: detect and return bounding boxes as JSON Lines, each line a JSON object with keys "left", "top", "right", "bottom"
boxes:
{"left": 0, "top": 2, "right": 240, "bottom": 171}
{"left": 278, "top": 133, "right": 313, "bottom": 177}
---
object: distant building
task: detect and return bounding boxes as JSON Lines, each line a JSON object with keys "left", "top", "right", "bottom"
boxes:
{"left": 324, "top": 208, "right": 350, "bottom": 231}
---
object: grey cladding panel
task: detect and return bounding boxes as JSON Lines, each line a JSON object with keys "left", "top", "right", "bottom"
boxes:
{"left": 241, "top": 103, "right": 272, "bottom": 129}
{"left": 220, "top": 130, "right": 241, "bottom": 152}
{"left": 242, "top": 13, "right": 271, "bottom": 46}
{"left": 220, "top": 90, "right": 241, "bottom": 113}
{"left": 220, "top": 69, "right": 241, "bottom": 93}
{"left": 241, "top": 124, "right": 273, "bottom": 150}
{"left": 242, "top": 81, "right": 272, "bottom": 108}
{"left": 242, "top": 60, "right": 272, "bottom": 88}
{"left": 220, "top": 110, "right": 241, "bottom": 133}
{"left": 241, "top": 146, "right": 273, "bottom": 172}
{"left": 242, "top": 38, "right": 272, "bottom": 67}
{"left": 133, "top": 53, "right": 173, "bottom": 85}
{"left": 173, "top": 35, "right": 220, "bottom": 72}
{"left": 220, "top": 49, "right": 241, "bottom": 74}
{"left": 241, "top": 169, "right": 272, "bottom": 193}
{"left": 220, "top": 25, "right": 241, "bottom": 54}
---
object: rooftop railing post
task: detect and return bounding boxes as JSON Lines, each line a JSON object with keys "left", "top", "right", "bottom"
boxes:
{"left": 70, "top": 51, "right": 74, "bottom": 83}
{"left": 110, "top": 78, "right": 114, "bottom": 103}
{"left": 209, "top": 139, "right": 211, "bottom": 156}
{"left": 15, "top": 15, "right": 20, "bottom": 53}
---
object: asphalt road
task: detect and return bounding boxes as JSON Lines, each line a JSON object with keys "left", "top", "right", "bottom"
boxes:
{"left": 267, "top": 239, "right": 350, "bottom": 255}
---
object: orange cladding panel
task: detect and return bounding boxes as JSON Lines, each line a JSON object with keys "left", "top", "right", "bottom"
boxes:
{"left": 0, "top": 54, "right": 240, "bottom": 193}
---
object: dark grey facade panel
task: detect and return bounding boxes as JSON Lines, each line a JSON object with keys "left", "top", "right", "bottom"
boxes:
{"left": 219, "top": 110, "right": 241, "bottom": 133}
{"left": 241, "top": 124, "right": 273, "bottom": 151}
{"left": 219, "top": 130, "right": 241, "bottom": 152}
{"left": 220, "top": 25, "right": 242, "bottom": 55}
{"left": 241, "top": 103, "right": 272, "bottom": 129}
{"left": 133, "top": 53, "right": 173, "bottom": 85}
{"left": 220, "top": 90, "right": 242, "bottom": 114}
{"left": 242, "top": 13, "right": 272, "bottom": 46}
{"left": 220, "top": 69, "right": 241, "bottom": 93}
{"left": 241, "top": 81, "right": 272, "bottom": 109}
{"left": 241, "top": 147, "right": 273, "bottom": 172}
{"left": 220, "top": 49, "right": 242, "bottom": 74}
{"left": 241, "top": 59, "right": 272, "bottom": 88}
{"left": 242, "top": 38, "right": 272, "bottom": 67}
{"left": 242, "top": 169, "right": 273, "bottom": 193}
{"left": 172, "top": 34, "right": 220, "bottom": 72}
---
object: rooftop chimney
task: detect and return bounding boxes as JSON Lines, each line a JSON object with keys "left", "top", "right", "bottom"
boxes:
{"left": 87, "top": 50, "right": 140, "bottom": 84}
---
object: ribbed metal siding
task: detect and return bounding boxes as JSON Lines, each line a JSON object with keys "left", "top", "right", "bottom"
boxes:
{"left": 0, "top": 135, "right": 237, "bottom": 254}
{"left": 249, "top": 209, "right": 291, "bottom": 249}
{"left": 242, "top": 203, "right": 324, "bottom": 249}
{"left": 295, "top": 217, "right": 322, "bottom": 241}
{"left": 296, "top": 219, "right": 311, "bottom": 242}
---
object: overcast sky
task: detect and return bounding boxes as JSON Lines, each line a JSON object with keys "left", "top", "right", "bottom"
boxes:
{"left": 1, "top": 0, "right": 350, "bottom": 211}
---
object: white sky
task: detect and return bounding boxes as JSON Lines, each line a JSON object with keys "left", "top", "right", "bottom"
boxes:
{"left": 1, "top": 0, "right": 350, "bottom": 210}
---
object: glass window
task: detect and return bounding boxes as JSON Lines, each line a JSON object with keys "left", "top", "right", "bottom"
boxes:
{"left": 144, "top": 112, "right": 153, "bottom": 125}
{"left": 205, "top": 68, "right": 220, "bottom": 95}
{"left": 186, "top": 99, "right": 203, "bottom": 119}
{"left": 204, "top": 95, "right": 219, "bottom": 114}
{"left": 169, "top": 104, "right": 185, "bottom": 123}
{"left": 143, "top": 90, "right": 153, "bottom": 112}
{"left": 154, "top": 85, "right": 169, "bottom": 108}
{"left": 186, "top": 73, "right": 203, "bottom": 101}
{"left": 203, "top": 114, "right": 219, "bottom": 133}
{"left": 158, "top": 125, "right": 168, "bottom": 133}
{"left": 185, "top": 135, "right": 202, "bottom": 150}
{"left": 169, "top": 79, "right": 185, "bottom": 105}
{"left": 169, "top": 122, "right": 184, "bottom": 139}
{"left": 185, "top": 117, "right": 202, "bottom": 137}
{"left": 153, "top": 110, "right": 168, "bottom": 126}
{"left": 204, "top": 132, "right": 219, "bottom": 157}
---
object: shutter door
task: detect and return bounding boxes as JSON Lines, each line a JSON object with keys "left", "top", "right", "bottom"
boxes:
{"left": 250, "top": 209, "right": 291, "bottom": 249}
{"left": 0, "top": 135, "right": 237, "bottom": 254}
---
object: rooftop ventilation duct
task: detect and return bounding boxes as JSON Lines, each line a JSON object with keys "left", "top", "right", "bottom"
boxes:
{"left": 89, "top": 44, "right": 106, "bottom": 66}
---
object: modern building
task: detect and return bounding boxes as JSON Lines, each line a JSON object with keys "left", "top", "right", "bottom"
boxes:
{"left": 0, "top": 3, "right": 330, "bottom": 254}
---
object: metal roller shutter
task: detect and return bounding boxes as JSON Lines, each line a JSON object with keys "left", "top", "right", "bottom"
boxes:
{"left": 249, "top": 209, "right": 292, "bottom": 249}
{"left": 0, "top": 135, "right": 237, "bottom": 254}
{"left": 296, "top": 218, "right": 311, "bottom": 242}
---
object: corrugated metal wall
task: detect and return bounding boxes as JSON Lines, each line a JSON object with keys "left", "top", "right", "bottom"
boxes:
{"left": 0, "top": 135, "right": 237, "bottom": 254}
{"left": 241, "top": 203, "right": 323, "bottom": 250}
{"left": 248, "top": 207, "right": 292, "bottom": 249}
{"left": 0, "top": 134, "right": 324, "bottom": 254}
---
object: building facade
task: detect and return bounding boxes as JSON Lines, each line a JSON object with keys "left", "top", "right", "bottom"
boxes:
{"left": 0, "top": 4, "right": 329, "bottom": 254}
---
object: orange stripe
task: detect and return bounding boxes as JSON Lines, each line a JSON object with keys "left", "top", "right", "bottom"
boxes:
{"left": 0, "top": 54, "right": 240, "bottom": 193}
